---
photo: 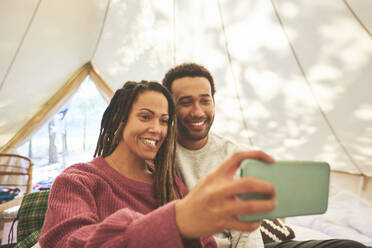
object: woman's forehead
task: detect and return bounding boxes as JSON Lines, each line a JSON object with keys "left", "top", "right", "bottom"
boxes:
{"left": 132, "top": 90, "right": 169, "bottom": 114}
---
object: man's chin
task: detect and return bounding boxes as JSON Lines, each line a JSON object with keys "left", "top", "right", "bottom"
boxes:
{"left": 178, "top": 123, "right": 211, "bottom": 142}
{"left": 184, "top": 130, "right": 209, "bottom": 142}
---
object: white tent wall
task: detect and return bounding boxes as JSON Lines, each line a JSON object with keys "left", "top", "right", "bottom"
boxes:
{"left": 92, "top": 0, "right": 175, "bottom": 87}
{"left": 0, "top": 0, "right": 371, "bottom": 202}
{"left": 211, "top": 0, "right": 372, "bottom": 175}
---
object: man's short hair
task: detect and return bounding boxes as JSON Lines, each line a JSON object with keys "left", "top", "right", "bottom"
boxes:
{"left": 162, "top": 62, "right": 216, "bottom": 96}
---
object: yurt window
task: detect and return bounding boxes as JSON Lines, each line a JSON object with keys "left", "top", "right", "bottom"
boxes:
{"left": 16, "top": 76, "right": 108, "bottom": 190}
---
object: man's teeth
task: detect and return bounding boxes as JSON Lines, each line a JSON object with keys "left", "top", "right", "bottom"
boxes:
{"left": 191, "top": 121, "right": 204, "bottom": 126}
{"left": 142, "top": 139, "right": 156, "bottom": 146}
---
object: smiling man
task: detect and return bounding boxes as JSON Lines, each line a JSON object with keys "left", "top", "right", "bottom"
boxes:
{"left": 163, "top": 63, "right": 263, "bottom": 248}
{"left": 171, "top": 76, "right": 214, "bottom": 150}
{"left": 162, "top": 63, "right": 368, "bottom": 248}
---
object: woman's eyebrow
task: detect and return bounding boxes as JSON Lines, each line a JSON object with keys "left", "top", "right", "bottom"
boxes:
{"left": 138, "top": 108, "right": 154, "bottom": 114}
{"left": 139, "top": 107, "right": 169, "bottom": 117}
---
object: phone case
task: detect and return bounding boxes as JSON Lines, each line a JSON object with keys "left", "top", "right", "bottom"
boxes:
{"left": 238, "top": 159, "right": 330, "bottom": 222}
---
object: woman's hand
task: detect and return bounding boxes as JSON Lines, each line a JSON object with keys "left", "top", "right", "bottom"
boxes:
{"left": 175, "top": 151, "right": 277, "bottom": 239}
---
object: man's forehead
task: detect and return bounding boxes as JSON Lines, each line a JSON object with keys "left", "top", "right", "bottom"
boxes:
{"left": 171, "top": 76, "right": 212, "bottom": 97}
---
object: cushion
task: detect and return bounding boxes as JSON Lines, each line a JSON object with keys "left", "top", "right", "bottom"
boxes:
{"left": 14, "top": 230, "right": 41, "bottom": 248}
{"left": 260, "top": 219, "right": 295, "bottom": 243}
{"left": 16, "top": 190, "right": 49, "bottom": 243}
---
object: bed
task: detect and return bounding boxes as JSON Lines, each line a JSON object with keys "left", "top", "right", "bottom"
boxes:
{"left": 286, "top": 189, "right": 372, "bottom": 247}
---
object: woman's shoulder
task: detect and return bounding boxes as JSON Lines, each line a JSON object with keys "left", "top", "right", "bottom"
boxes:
{"left": 63, "top": 157, "right": 100, "bottom": 174}
{"left": 55, "top": 157, "right": 106, "bottom": 185}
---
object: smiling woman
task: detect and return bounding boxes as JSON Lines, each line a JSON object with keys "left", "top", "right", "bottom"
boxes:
{"left": 38, "top": 80, "right": 217, "bottom": 247}
{"left": 94, "top": 81, "right": 180, "bottom": 205}
{"left": 119, "top": 90, "right": 170, "bottom": 168}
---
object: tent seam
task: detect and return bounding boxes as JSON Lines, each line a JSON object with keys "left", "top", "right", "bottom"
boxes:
{"left": 217, "top": 0, "right": 255, "bottom": 148}
{"left": 343, "top": 0, "right": 372, "bottom": 39}
{"left": 0, "top": 0, "right": 42, "bottom": 91}
{"left": 91, "top": 0, "right": 111, "bottom": 61}
{"left": 270, "top": 0, "right": 365, "bottom": 176}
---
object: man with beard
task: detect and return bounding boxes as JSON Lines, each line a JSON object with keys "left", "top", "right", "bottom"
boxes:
{"left": 162, "top": 63, "right": 265, "bottom": 248}
{"left": 162, "top": 62, "right": 368, "bottom": 248}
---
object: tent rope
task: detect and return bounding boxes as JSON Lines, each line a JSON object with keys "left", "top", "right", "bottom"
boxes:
{"left": 270, "top": 0, "right": 366, "bottom": 177}
{"left": 0, "top": 0, "right": 42, "bottom": 91}
{"left": 91, "top": 0, "right": 111, "bottom": 61}
{"left": 172, "top": 0, "right": 177, "bottom": 66}
{"left": 217, "top": 0, "right": 254, "bottom": 148}
{"left": 343, "top": 0, "right": 372, "bottom": 39}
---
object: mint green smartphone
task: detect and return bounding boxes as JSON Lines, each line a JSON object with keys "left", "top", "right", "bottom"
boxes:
{"left": 238, "top": 159, "right": 330, "bottom": 222}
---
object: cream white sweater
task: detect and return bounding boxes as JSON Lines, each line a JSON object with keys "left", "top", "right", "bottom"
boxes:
{"left": 175, "top": 132, "right": 264, "bottom": 248}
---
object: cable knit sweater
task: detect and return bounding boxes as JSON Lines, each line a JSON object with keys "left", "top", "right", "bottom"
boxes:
{"left": 39, "top": 156, "right": 216, "bottom": 248}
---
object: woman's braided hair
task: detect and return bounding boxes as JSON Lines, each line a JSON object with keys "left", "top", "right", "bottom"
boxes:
{"left": 94, "top": 80, "right": 181, "bottom": 206}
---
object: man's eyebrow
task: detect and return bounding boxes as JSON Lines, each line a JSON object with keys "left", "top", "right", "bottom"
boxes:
{"left": 177, "top": 96, "right": 193, "bottom": 102}
{"left": 177, "top": 94, "right": 211, "bottom": 102}
{"left": 200, "top": 94, "right": 211, "bottom": 98}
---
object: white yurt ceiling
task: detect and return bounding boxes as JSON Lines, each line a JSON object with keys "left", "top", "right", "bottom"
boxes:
{"left": 0, "top": 0, "right": 371, "bottom": 181}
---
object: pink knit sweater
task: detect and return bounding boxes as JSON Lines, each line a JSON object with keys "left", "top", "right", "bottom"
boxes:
{"left": 39, "top": 156, "right": 216, "bottom": 248}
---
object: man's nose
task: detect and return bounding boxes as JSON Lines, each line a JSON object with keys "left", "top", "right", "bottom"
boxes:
{"left": 190, "top": 103, "right": 204, "bottom": 117}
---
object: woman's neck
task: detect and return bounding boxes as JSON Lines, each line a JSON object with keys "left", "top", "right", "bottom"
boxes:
{"left": 105, "top": 147, "right": 153, "bottom": 183}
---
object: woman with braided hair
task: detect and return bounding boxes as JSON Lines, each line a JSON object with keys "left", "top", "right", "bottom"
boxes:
{"left": 40, "top": 81, "right": 277, "bottom": 248}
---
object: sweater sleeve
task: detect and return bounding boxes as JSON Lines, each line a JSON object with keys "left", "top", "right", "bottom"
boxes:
{"left": 39, "top": 172, "right": 187, "bottom": 248}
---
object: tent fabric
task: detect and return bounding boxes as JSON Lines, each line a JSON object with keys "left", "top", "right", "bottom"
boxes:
{"left": 0, "top": 0, "right": 371, "bottom": 179}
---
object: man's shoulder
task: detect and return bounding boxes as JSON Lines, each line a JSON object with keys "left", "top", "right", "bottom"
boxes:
{"left": 210, "top": 132, "right": 236, "bottom": 143}
{"left": 210, "top": 132, "right": 249, "bottom": 150}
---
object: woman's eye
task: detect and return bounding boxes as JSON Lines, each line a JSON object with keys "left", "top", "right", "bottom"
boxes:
{"left": 161, "top": 119, "right": 169, "bottom": 125}
{"left": 140, "top": 115, "right": 150, "bottom": 120}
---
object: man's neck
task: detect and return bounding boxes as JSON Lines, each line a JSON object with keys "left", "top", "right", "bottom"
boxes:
{"left": 178, "top": 135, "right": 208, "bottom": 150}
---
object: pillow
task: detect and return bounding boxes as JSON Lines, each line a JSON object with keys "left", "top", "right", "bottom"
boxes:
{"left": 260, "top": 219, "right": 295, "bottom": 243}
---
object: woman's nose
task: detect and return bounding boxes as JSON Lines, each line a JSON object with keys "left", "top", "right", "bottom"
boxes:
{"left": 149, "top": 121, "right": 161, "bottom": 133}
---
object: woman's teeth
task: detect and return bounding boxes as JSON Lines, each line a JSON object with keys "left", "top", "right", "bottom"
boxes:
{"left": 142, "top": 138, "right": 156, "bottom": 146}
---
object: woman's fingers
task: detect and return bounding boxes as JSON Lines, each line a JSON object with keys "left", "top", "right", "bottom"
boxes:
{"left": 225, "top": 198, "right": 277, "bottom": 216}
{"left": 215, "top": 151, "right": 275, "bottom": 178}
{"left": 175, "top": 150, "right": 278, "bottom": 239}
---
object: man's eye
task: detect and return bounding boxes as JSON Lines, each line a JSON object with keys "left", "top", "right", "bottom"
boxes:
{"left": 201, "top": 98, "right": 211, "bottom": 104}
{"left": 179, "top": 101, "right": 191, "bottom": 106}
